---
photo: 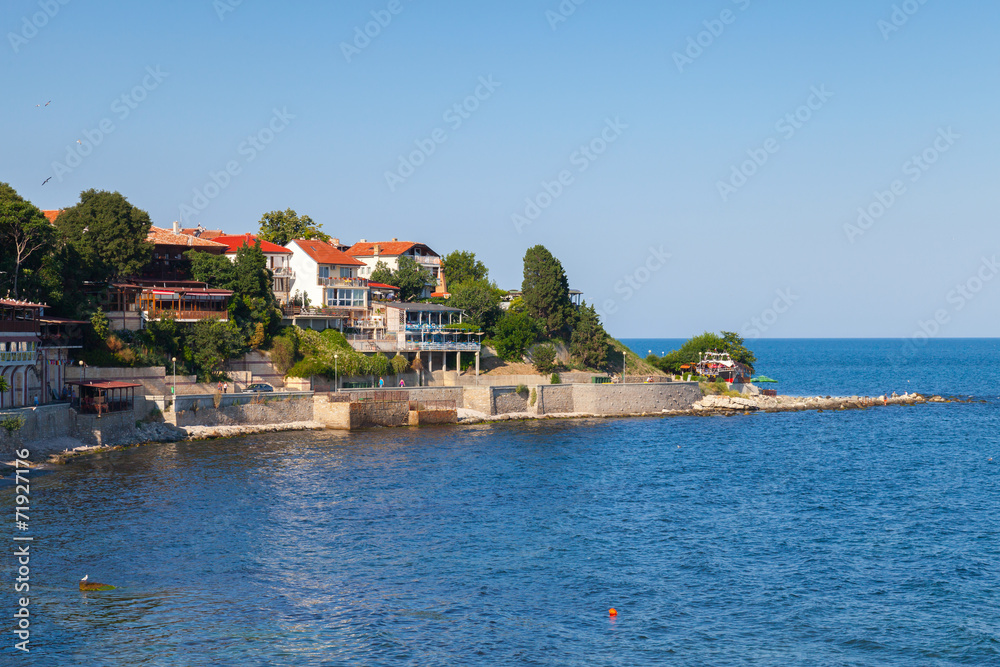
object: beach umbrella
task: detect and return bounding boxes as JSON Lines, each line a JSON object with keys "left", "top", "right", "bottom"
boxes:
{"left": 751, "top": 376, "right": 778, "bottom": 383}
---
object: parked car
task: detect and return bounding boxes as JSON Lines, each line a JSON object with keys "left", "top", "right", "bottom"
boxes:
{"left": 245, "top": 383, "right": 274, "bottom": 393}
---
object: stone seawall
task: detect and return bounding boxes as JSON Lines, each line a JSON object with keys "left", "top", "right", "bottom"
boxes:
{"left": 171, "top": 393, "right": 314, "bottom": 428}
{"left": 570, "top": 383, "right": 702, "bottom": 415}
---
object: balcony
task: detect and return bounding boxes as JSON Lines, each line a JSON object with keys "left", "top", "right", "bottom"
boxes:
{"left": 145, "top": 309, "right": 229, "bottom": 322}
{"left": 413, "top": 255, "right": 441, "bottom": 266}
{"left": 0, "top": 351, "right": 38, "bottom": 364}
{"left": 317, "top": 276, "right": 369, "bottom": 288}
{"left": 272, "top": 266, "right": 295, "bottom": 278}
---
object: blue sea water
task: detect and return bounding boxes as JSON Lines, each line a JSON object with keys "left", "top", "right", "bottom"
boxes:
{"left": 3, "top": 340, "right": 1000, "bottom": 665}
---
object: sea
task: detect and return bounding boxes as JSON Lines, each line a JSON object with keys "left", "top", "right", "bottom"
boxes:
{"left": 3, "top": 339, "right": 999, "bottom": 666}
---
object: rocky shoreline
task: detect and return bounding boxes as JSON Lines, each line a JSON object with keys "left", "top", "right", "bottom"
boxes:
{"left": 6, "top": 392, "right": 963, "bottom": 468}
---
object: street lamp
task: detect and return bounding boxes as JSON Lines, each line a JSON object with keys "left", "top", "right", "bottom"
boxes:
{"left": 622, "top": 350, "right": 626, "bottom": 383}
{"left": 171, "top": 357, "right": 176, "bottom": 397}
{"left": 334, "top": 353, "right": 339, "bottom": 392}
{"left": 79, "top": 359, "right": 85, "bottom": 381}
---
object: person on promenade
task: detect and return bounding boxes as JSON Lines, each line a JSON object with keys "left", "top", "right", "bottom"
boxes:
{"left": 399, "top": 379, "right": 405, "bottom": 387}
{"left": 378, "top": 377, "right": 384, "bottom": 388}
{"left": 224, "top": 382, "right": 228, "bottom": 393}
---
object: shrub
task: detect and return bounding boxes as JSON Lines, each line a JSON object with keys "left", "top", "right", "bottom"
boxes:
{"left": 551, "top": 373, "right": 561, "bottom": 384}
{"left": 270, "top": 334, "right": 298, "bottom": 374}
{"left": 106, "top": 335, "right": 125, "bottom": 353}
{"left": 1, "top": 414, "right": 26, "bottom": 434}
{"left": 390, "top": 354, "right": 409, "bottom": 375}
{"left": 515, "top": 384, "right": 528, "bottom": 395}
{"left": 532, "top": 344, "right": 557, "bottom": 374}
{"left": 90, "top": 311, "right": 110, "bottom": 341}
{"left": 529, "top": 388, "right": 537, "bottom": 407}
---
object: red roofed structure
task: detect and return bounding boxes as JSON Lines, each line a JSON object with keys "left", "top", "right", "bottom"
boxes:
{"left": 346, "top": 239, "right": 442, "bottom": 298}
{"left": 213, "top": 233, "right": 295, "bottom": 304}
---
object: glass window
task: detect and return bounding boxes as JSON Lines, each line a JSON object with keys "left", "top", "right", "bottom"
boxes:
{"left": 319, "top": 266, "right": 330, "bottom": 279}
{"left": 340, "top": 267, "right": 353, "bottom": 279}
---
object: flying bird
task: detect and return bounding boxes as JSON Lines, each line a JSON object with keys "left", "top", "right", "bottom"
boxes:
{"left": 35, "top": 101, "right": 51, "bottom": 107}
{"left": 41, "top": 177, "right": 51, "bottom": 186}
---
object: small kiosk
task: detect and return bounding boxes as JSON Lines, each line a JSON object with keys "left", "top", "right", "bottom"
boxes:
{"left": 67, "top": 380, "right": 142, "bottom": 416}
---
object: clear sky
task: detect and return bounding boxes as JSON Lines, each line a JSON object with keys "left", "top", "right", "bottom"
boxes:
{"left": 4, "top": 0, "right": 998, "bottom": 338}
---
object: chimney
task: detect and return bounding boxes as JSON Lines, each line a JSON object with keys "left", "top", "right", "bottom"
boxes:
{"left": 391, "top": 237, "right": 398, "bottom": 242}
{"left": 172, "top": 220, "right": 180, "bottom": 234}
{"left": 373, "top": 244, "right": 380, "bottom": 257}
{"left": 359, "top": 238, "right": 367, "bottom": 243}
{"left": 332, "top": 238, "right": 340, "bottom": 246}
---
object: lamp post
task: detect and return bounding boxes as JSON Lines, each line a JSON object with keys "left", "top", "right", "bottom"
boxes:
{"left": 622, "top": 350, "right": 626, "bottom": 383}
{"left": 171, "top": 357, "right": 176, "bottom": 397}
{"left": 334, "top": 354, "right": 339, "bottom": 392}
{"left": 79, "top": 359, "right": 85, "bottom": 381}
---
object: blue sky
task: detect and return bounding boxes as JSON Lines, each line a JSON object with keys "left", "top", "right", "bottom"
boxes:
{"left": 4, "top": 0, "right": 999, "bottom": 338}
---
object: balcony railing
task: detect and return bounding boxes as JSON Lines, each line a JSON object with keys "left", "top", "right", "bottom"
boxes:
{"left": 0, "top": 351, "right": 37, "bottom": 363}
{"left": 272, "top": 266, "right": 295, "bottom": 277}
{"left": 0, "top": 321, "right": 40, "bottom": 333}
{"left": 413, "top": 256, "right": 441, "bottom": 266}
{"left": 145, "top": 309, "right": 229, "bottom": 321}
{"left": 317, "top": 277, "right": 368, "bottom": 288}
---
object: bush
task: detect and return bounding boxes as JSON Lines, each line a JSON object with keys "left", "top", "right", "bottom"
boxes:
{"left": 1, "top": 414, "right": 26, "bottom": 434}
{"left": 515, "top": 384, "right": 528, "bottom": 395}
{"left": 551, "top": 373, "right": 561, "bottom": 384}
{"left": 491, "top": 312, "right": 540, "bottom": 362}
{"left": 390, "top": 354, "right": 409, "bottom": 375}
{"left": 270, "top": 334, "right": 298, "bottom": 374}
{"left": 532, "top": 344, "right": 557, "bottom": 374}
{"left": 529, "top": 388, "right": 537, "bottom": 407}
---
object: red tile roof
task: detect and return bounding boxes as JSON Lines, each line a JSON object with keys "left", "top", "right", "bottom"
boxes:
{"left": 42, "top": 209, "right": 63, "bottom": 223}
{"left": 148, "top": 226, "right": 229, "bottom": 249}
{"left": 368, "top": 282, "right": 399, "bottom": 290}
{"left": 213, "top": 234, "right": 292, "bottom": 255}
{"left": 346, "top": 241, "right": 437, "bottom": 257}
{"left": 292, "top": 239, "right": 363, "bottom": 266}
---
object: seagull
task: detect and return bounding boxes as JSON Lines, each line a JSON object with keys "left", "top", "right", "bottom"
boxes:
{"left": 41, "top": 177, "right": 51, "bottom": 185}
{"left": 35, "top": 101, "right": 51, "bottom": 107}
{"left": 45, "top": 101, "right": 50, "bottom": 106}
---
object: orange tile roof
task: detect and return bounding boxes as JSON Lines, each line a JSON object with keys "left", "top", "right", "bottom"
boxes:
{"left": 148, "top": 226, "right": 229, "bottom": 249}
{"left": 214, "top": 234, "right": 292, "bottom": 255}
{"left": 293, "top": 239, "right": 364, "bottom": 266}
{"left": 347, "top": 241, "right": 437, "bottom": 257}
{"left": 42, "top": 209, "right": 63, "bottom": 223}
{"left": 180, "top": 228, "right": 225, "bottom": 240}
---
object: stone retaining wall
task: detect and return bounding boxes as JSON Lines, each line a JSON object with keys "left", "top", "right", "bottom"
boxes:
{"left": 570, "top": 382, "right": 701, "bottom": 415}
{"left": 494, "top": 389, "right": 529, "bottom": 414}
{"left": 408, "top": 409, "right": 458, "bottom": 426}
{"left": 171, "top": 393, "right": 314, "bottom": 427}
{"left": 536, "top": 385, "right": 574, "bottom": 414}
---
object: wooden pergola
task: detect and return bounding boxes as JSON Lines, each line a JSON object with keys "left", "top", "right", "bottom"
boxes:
{"left": 66, "top": 380, "right": 142, "bottom": 416}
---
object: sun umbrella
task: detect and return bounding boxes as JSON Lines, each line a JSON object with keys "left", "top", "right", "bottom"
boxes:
{"left": 750, "top": 376, "right": 778, "bottom": 383}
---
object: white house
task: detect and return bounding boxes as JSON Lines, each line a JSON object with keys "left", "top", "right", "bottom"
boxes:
{"left": 287, "top": 239, "right": 368, "bottom": 326}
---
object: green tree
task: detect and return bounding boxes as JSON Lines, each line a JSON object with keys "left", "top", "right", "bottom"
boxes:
{"left": 186, "top": 249, "right": 236, "bottom": 287}
{"left": 569, "top": 302, "right": 609, "bottom": 368}
{"left": 257, "top": 209, "right": 329, "bottom": 246}
{"left": 521, "top": 245, "right": 572, "bottom": 338}
{"left": 369, "top": 260, "right": 394, "bottom": 286}
{"left": 532, "top": 344, "right": 557, "bottom": 373}
{"left": 55, "top": 189, "right": 153, "bottom": 282}
{"left": 186, "top": 318, "right": 243, "bottom": 379}
{"left": 646, "top": 331, "right": 755, "bottom": 374}
{"left": 0, "top": 183, "right": 55, "bottom": 299}
{"left": 491, "top": 311, "right": 540, "bottom": 361}
{"left": 448, "top": 279, "right": 503, "bottom": 330}
{"left": 391, "top": 256, "right": 432, "bottom": 302}
{"left": 441, "top": 250, "right": 489, "bottom": 286}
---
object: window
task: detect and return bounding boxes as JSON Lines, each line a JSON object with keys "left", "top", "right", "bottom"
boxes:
{"left": 340, "top": 267, "right": 353, "bottom": 279}
{"left": 319, "top": 266, "right": 330, "bottom": 279}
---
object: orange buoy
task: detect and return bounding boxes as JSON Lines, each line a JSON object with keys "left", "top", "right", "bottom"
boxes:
{"left": 609, "top": 608, "right": 618, "bottom": 617}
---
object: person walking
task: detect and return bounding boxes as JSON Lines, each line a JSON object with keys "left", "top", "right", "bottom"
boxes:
{"left": 399, "top": 379, "right": 405, "bottom": 387}
{"left": 224, "top": 382, "right": 228, "bottom": 394}
{"left": 378, "top": 377, "right": 384, "bottom": 388}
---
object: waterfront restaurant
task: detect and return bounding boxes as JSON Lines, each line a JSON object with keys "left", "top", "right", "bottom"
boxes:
{"left": 137, "top": 284, "right": 233, "bottom": 322}
{"left": 66, "top": 380, "right": 141, "bottom": 416}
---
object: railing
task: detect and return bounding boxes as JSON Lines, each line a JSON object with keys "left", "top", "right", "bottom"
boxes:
{"left": 145, "top": 309, "right": 229, "bottom": 321}
{"left": 282, "top": 306, "right": 364, "bottom": 317}
{"left": 0, "top": 321, "right": 39, "bottom": 333}
{"left": 317, "top": 277, "right": 368, "bottom": 288}
{"left": 413, "top": 256, "right": 441, "bottom": 266}
{"left": 272, "top": 267, "right": 295, "bottom": 277}
{"left": 409, "top": 342, "right": 480, "bottom": 351}
{"left": 0, "top": 351, "right": 37, "bottom": 363}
